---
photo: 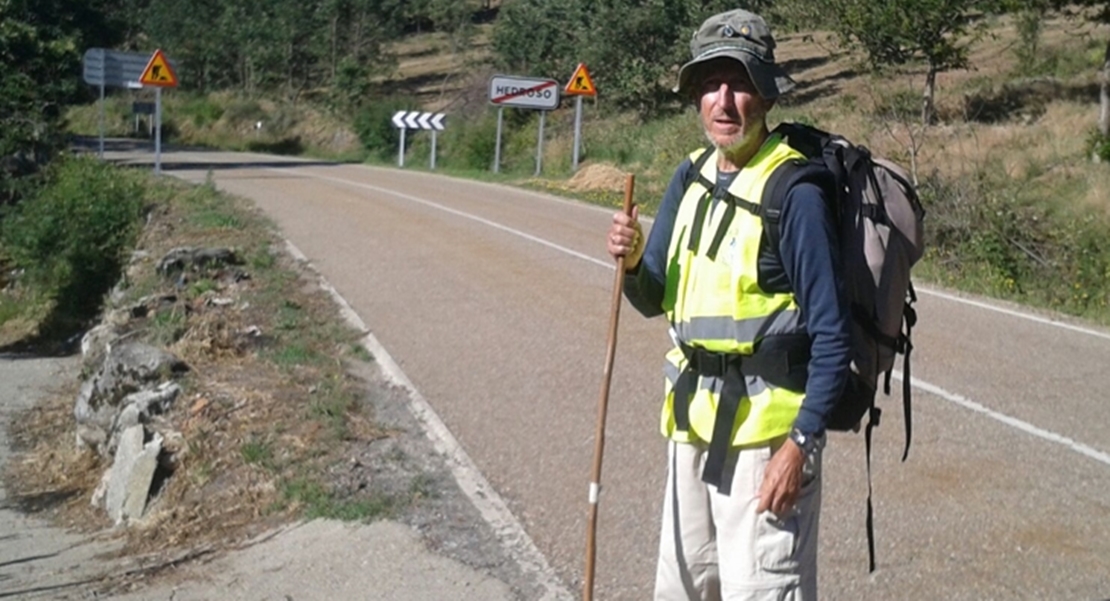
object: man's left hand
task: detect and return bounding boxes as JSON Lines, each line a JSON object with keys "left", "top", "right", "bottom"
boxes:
{"left": 756, "top": 439, "right": 804, "bottom": 517}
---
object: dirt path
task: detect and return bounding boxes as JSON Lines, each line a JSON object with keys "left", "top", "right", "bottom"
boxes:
{"left": 0, "top": 354, "right": 125, "bottom": 599}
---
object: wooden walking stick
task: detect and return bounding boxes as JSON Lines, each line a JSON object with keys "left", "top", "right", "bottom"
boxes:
{"left": 583, "top": 173, "right": 635, "bottom": 601}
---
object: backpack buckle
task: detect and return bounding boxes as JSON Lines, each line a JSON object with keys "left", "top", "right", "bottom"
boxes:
{"left": 687, "top": 347, "right": 732, "bottom": 378}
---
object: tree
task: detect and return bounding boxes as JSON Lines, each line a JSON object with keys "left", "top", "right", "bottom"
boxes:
{"left": 146, "top": 0, "right": 233, "bottom": 92}
{"left": 0, "top": 0, "right": 123, "bottom": 202}
{"left": 1063, "top": 2, "right": 1110, "bottom": 137}
{"left": 1004, "top": 0, "right": 1110, "bottom": 140}
{"left": 492, "top": 0, "right": 791, "bottom": 118}
{"left": 809, "top": 0, "right": 1006, "bottom": 124}
{"left": 575, "top": 0, "right": 695, "bottom": 116}
{"left": 491, "top": 0, "right": 588, "bottom": 80}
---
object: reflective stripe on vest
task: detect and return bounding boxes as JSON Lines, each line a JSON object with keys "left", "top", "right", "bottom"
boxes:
{"left": 660, "top": 134, "right": 808, "bottom": 448}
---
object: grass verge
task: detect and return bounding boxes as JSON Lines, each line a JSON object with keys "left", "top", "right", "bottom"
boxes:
{"left": 1, "top": 168, "right": 435, "bottom": 556}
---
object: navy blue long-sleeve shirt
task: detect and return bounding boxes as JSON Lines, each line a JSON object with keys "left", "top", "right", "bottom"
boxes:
{"left": 624, "top": 155, "right": 852, "bottom": 436}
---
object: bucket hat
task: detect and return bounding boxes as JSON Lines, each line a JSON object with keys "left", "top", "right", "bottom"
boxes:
{"left": 675, "top": 9, "right": 796, "bottom": 100}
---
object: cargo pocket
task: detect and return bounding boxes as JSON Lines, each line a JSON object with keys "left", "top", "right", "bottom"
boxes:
{"left": 755, "top": 511, "right": 799, "bottom": 575}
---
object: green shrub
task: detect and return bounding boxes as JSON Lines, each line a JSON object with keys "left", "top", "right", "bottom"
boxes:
{"left": 920, "top": 168, "right": 1110, "bottom": 321}
{"left": 352, "top": 97, "right": 411, "bottom": 161}
{"left": 872, "top": 87, "right": 920, "bottom": 120}
{"left": 441, "top": 109, "right": 500, "bottom": 171}
{"left": 1086, "top": 128, "right": 1110, "bottom": 163}
{"left": 178, "top": 96, "right": 226, "bottom": 128}
{"left": 224, "top": 98, "right": 266, "bottom": 128}
{"left": 0, "top": 157, "right": 146, "bottom": 322}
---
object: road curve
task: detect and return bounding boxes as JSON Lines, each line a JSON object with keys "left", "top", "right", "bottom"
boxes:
{"left": 116, "top": 147, "right": 1110, "bottom": 601}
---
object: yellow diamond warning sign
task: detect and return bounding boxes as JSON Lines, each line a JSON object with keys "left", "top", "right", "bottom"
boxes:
{"left": 139, "top": 49, "right": 178, "bottom": 87}
{"left": 564, "top": 63, "right": 596, "bottom": 97}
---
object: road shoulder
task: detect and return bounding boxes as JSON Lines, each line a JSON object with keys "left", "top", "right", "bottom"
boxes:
{"left": 0, "top": 352, "right": 533, "bottom": 600}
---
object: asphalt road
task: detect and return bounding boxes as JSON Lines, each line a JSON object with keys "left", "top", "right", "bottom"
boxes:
{"left": 108, "top": 145, "right": 1110, "bottom": 600}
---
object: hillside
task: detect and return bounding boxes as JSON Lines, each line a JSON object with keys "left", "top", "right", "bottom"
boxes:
{"left": 375, "top": 11, "right": 1110, "bottom": 323}
{"left": 59, "top": 10, "right": 1110, "bottom": 324}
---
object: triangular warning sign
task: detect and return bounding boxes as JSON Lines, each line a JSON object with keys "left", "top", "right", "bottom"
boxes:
{"left": 564, "top": 63, "right": 596, "bottom": 97}
{"left": 139, "top": 49, "right": 178, "bottom": 88}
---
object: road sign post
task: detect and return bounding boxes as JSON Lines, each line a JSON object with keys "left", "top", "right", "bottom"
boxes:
{"left": 391, "top": 111, "right": 447, "bottom": 169}
{"left": 572, "top": 97, "right": 583, "bottom": 172}
{"left": 494, "top": 107, "right": 503, "bottom": 174}
{"left": 132, "top": 102, "right": 155, "bottom": 136}
{"left": 99, "top": 81, "right": 106, "bottom": 158}
{"left": 431, "top": 130, "right": 438, "bottom": 171}
{"left": 536, "top": 111, "right": 546, "bottom": 176}
{"left": 488, "top": 75, "right": 560, "bottom": 174}
{"left": 139, "top": 49, "right": 179, "bottom": 176}
{"left": 84, "top": 48, "right": 172, "bottom": 159}
{"left": 154, "top": 88, "right": 162, "bottom": 174}
{"left": 397, "top": 128, "right": 407, "bottom": 167}
{"left": 564, "top": 64, "right": 598, "bottom": 172}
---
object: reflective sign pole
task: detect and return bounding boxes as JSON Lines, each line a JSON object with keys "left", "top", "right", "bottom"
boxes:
{"left": 494, "top": 106, "right": 504, "bottom": 174}
{"left": 572, "top": 96, "right": 584, "bottom": 172}
{"left": 400, "top": 128, "right": 409, "bottom": 168}
{"left": 535, "top": 110, "right": 546, "bottom": 176}
{"left": 154, "top": 87, "right": 162, "bottom": 175}
{"left": 430, "top": 130, "right": 437, "bottom": 170}
{"left": 98, "top": 83, "right": 105, "bottom": 159}
{"left": 564, "top": 63, "right": 596, "bottom": 174}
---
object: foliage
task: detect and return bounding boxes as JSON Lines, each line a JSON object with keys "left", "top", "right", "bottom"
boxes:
{"left": 0, "top": 157, "right": 146, "bottom": 324}
{"left": 0, "top": 0, "right": 125, "bottom": 203}
{"left": 278, "top": 477, "right": 395, "bottom": 521}
{"left": 131, "top": 0, "right": 484, "bottom": 99}
{"left": 1086, "top": 128, "right": 1110, "bottom": 162}
{"left": 490, "top": 0, "right": 775, "bottom": 118}
{"left": 178, "top": 96, "right": 226, "bottom": 128}
{"left": 800, "top": 0, "right": 1009, "bottom": 123}
{"left": 918, "top": 167, "right": 1110, "bottom": 319}
{"left": 352, "top": 96, "right": 412, "bottom": 160}
{"left": 1013, "top": 5, "right": 1045, "bottom": 68}
{"left": 331, "top": 57, "right": 375, "bottom": 112}
{"left": 490, "top": 1, "right": 588, "bottom": 81}
{"left": 440, "top": 108, "right": 501, "bottom": 171}
{"left": 576, "top": 0, "right": 694, "bottom": 117}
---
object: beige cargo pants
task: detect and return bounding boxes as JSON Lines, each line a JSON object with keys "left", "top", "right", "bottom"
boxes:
{"left": 653, "top": 438, "right": 822, "bottom": 601}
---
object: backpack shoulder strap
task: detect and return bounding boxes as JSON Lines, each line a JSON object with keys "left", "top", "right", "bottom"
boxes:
{"left": 775, "top": 122, "right": 833, "bottom": 158}
{"left": 682, "top": 146, "right": 715, "bottom": 193}
{"left": 759, "top": 160, "right": 836, "bottom": 257}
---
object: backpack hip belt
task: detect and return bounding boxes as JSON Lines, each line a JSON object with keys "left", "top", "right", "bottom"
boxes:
{"left": 670, "top": 332, "right": 811, "bottom": 493}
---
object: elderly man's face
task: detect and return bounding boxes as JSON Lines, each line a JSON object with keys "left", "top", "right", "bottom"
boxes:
{"left": 696, "top": 58, "right": 771, "bottom": 157}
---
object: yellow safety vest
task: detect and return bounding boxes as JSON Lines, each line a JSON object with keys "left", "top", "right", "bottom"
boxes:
{"left": 660, "top": 134, "right": 808, "bottom": 447}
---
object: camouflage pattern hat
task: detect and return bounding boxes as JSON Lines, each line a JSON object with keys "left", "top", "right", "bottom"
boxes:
{"left": 675, "top": 9, "right": 796, "bottom": 100}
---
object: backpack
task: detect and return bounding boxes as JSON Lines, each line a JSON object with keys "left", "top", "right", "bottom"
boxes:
{"left": 767, "top": 122, "right": 925, "bottom": 440}
{"left": 683, "top": 122, "right": 926, "bottom": 571}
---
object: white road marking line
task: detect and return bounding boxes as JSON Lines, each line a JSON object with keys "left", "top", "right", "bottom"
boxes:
{"left": 282, "top": 240, "right": 572, "bottom": 601}
{"left": 891, "top": 371, "right": 1110, "bottom": 467}
{"left": 912, "top": 287, "right": 1110, "bottom": 341}
{"left": 271, "top": 169, "right": 614, "bottom": 270}
{"left": 273, "top": 166, "right": 1110, "bottom": 467}
{"left": 293, "top": 166, "right": 1110, "bottom": 343}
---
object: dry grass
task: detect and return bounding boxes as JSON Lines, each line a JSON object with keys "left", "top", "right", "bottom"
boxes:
{"left": 764, "top": 13, "right": 1110, "bottom": 217}
{"left": 5, "top": 391, "right": 105, "bottom": 530}
{"left": 3, "top": 177, "right": 394, "bottom": 559}
{"left": 386, "top": 26, "right": 495, "bottom": 113}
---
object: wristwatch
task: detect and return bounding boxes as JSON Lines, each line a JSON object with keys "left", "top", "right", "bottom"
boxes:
{"left": 789, "top": 427, "right": 821, "bottom": 455}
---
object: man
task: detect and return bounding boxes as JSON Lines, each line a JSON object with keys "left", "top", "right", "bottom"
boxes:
{"left": 605, "top": 9, "right": 852, "bottom": 601}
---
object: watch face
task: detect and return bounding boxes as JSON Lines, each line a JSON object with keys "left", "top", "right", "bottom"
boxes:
{"left": 791, "top": 429, "right": 814, "bottom": 453}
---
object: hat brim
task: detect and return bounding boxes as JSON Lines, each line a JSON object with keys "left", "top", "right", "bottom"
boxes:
{"left": 675, "top": 48, "right": 796, "bottom": 100}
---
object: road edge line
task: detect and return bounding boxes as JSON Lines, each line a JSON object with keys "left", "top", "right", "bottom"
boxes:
{"left": 283, "top": 240, "right": 573, "bottom": 601}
